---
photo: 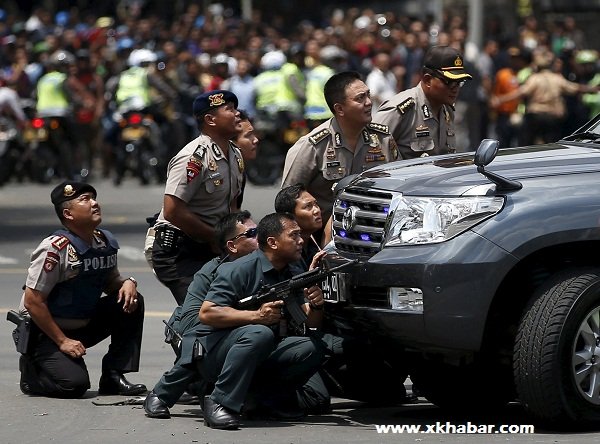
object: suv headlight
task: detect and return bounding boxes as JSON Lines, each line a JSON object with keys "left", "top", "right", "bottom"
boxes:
{"left": 382, "top": 195, "right": 504, "bottom": 246}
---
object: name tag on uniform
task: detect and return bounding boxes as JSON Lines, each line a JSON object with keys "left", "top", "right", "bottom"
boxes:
{"left": 326, "top": 161, "right": 341, "bottom": 168}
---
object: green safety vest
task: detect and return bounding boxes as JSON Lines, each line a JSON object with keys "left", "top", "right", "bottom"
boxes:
{"left": 116, "top": 66, "right": 150, "bottom": 107}
{"left": 36, "top": 72, "right": 68, "bottom": 112}
{"left": 254, "top": 69, "right": 299, "bottom": 113}
{"left": 304, "top": 65, "right": 334, "bottom": 120}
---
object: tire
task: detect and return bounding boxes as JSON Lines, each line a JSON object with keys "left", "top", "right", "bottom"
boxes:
{"left": 245, "top": 139, "right": 284, "bottom": 186}
{"left": 29, "top": 144, "right": 56, "bottom": 184}
{"left": 323, "top": 356, "right": 408, "bottom": 405}
{"left": 409, "top": 357, "right": 513, "bottom": 412}
{"left": 514, "top": 267, "right": 600, "bottom": 427}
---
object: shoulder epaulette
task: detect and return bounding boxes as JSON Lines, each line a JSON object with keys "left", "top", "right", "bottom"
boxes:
{"left": 51, "top": 236, "right": 69, "bottom": 251}
{"left": 192, "top": 144, "right": 207, "bottom": 159}
{"left": 397, "top": 97, "right": 415, "bottom": 114}
{"left": 308, "top": 129, "right": 331, "bottom": 145}
{"left": 367, "top": 122, "right": 389, "bottom": 134}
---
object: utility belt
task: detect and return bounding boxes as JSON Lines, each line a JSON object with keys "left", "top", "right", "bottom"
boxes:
{"left": 154, "top": 225, "right": 187, "bottom": 251}
{"left": 154, "top": 225, "right": 211, "bottom": 256}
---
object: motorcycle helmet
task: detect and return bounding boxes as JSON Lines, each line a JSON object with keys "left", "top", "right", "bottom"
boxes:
{"left": 260, "top": 50, "right": 286, "bottom": 70}
{"left": 49, "top": 50, "right": 75, "bottom": 66}
{"left": 127, "top": 49, "right": 157, "bottom": 67}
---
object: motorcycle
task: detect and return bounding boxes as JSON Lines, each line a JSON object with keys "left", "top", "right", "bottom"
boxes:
{"left": 245, "top": 110, "right": 308, "bottom": 186}
{"left": 21, "top": 115, "right": 74, "bottom": 183}
{"left": 0, "top": 116, "right": 21, "bottom": 185}
{"left": 113, "top": 99, "right": 162, "bottom": 186}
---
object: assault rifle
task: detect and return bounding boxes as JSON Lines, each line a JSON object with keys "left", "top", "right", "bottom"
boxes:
{"left": 237, "top": 259, "right": 357, "bottom": 325}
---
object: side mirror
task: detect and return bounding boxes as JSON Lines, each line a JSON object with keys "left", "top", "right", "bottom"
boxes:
{"left": 474, "top": 139, "right": 499, "bottom": 168}
{"left": 473, "top": 138, "right": 522, "bottom": 192}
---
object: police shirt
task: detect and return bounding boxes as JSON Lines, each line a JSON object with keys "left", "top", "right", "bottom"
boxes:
{"left": 23, "top": 229, "right": 121, "bottom": 328}
{"left": 374, "top": 83, "right": 457, "bottom": 159}
{"left": 155, "top": 134, "right": 245, "bottom": 230}
{"left": 281, "top": 117, "right": 399, "bottom": 221}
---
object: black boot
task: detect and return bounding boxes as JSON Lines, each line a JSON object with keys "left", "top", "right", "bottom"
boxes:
{"left": 144, "top": 391, "right": 171, "bottom": 418}
{"left": 203, "top": 396, "right": 239, "bottom": 430}
{"left": 98, "top": 370, "right": 147, "bottom": 396}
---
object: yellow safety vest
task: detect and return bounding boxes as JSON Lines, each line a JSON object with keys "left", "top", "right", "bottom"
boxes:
{"left": 304, "top": 65, "right": 334, "bottom": 120}
{"left": 36, "top": 72, "right": 68, "bottom": 113}
{"left": 116, "top": 66, "right": 150, "bottom": 107}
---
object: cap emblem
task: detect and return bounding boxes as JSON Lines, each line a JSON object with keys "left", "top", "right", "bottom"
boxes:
{"left": 63, "top": 184, "right": 75, "bottom": 197}
{"left": 454, "top": 56, "right": 463, "bottom": 67}
{"left": 208, "top": 93, "right": 225, "bottom": 107}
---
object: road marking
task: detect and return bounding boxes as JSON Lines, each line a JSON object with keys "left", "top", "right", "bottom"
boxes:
{"left": 0, "top": 256, "right": 18, "bottom": 265}
{"left": 0, "top": 308, "right": 173, "bottom": 317}
{"left": 118, "top": 245, "right": 147, "bottom": 262}
{"left": 0, "top": 267, "right": 154, "bottom": 274}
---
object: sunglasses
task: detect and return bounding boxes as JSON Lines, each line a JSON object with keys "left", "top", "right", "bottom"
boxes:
{"left": 429, "top": 70, "right": 467, "bottom": 88}
{"left": 230, "top": 227, "right": 258, "bottom": 241}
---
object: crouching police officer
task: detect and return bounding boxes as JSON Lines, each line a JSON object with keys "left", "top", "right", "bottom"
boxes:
{"left": 17, "top": 181, "right": 146, "bottom": 398}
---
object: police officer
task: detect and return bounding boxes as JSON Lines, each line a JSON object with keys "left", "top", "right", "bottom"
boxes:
{"left": 199, "top": 213, "right": 326, "bottom": 429}
{"left": 282, "top": 71, "right": 399, "bottom": 228}
{"left": 144, "top": 211, "right": 258, "bottom": 418}
{"left": 18, "top": 181, "right": 146, "bottom": 398}
{"left": 36, "top": 50, "right": 78, "bottom": 179}
{"left": 151, "top": 90, "right": 245, "bottom": 304}
{"left": 374, "top": 45, "right": 472, "bottom": 159}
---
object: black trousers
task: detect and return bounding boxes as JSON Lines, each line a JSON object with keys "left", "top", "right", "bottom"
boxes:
{"left": 151, "top": 230, "right": 216, "bottom": 305}
{"left": 21, "top": 293, "right": 144, "bottom": 398}
{"left": 202, "top": 325, "right": 326, "bottom": 413}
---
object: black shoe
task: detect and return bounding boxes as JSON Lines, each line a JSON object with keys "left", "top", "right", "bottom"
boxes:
{"left": 19, "top": 355, "right": 33, "bottom": 395}
{"left": 203, "top": 396, "right": 239, "bottom": 430}
{"left": 176, "top": 391, "right": 200, "bottom": 405}
{"left": 98, "top": 370, "right": 147, "bottom": 396}
{"left": 144, "top": 391, "right": 171, "bottom": 419}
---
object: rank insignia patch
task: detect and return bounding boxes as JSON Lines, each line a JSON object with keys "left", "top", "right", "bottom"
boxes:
{"left": 397, "top": 98, "right": 415, "bottom": 114}
{"left": 237, "top": 157, "right": 245, "bottom": 173}
{"left": 308, "top": 129, "right": 330, "bottom": 145}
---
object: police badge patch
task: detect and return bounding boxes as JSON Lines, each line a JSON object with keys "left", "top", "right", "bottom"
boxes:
{"left": 43, "top": 251, "right": 60, "bottom": 272}
{"left": 187, "top": 158, "right": 202, "bottom": 183}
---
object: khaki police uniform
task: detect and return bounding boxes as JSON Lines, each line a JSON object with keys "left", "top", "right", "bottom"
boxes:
{"left": 152, "top": 134, "right": 244, "bottom": 304}
{"left": 374, "top": 84, "right": 457, "bottom": 159}
{"left": 281, "top": 118, "right": 399, "bottom": 222}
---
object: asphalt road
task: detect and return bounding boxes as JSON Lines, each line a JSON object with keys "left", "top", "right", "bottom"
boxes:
{"left": 0, "top": 177, "right": 598, "bottom": 443}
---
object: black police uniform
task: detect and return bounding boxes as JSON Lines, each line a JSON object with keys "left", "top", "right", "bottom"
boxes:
{"left": 199, "top": 250, "right": 326, "bottom": 414}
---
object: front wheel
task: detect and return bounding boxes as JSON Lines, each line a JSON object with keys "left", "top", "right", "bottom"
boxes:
{"left": 514, "top": 267, "right": 600, "bottom": 427}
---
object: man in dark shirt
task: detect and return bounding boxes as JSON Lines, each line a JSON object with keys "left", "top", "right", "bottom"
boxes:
{"left": 144, "top": 211, "right": 257, "bottom": 418}
{"left": 198, "top": 213, "right": 326, "bottom": 429}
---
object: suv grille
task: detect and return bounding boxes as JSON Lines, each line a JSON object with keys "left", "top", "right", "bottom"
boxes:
{"left": 332, "top": 186, "right": 393, "bottom": 255}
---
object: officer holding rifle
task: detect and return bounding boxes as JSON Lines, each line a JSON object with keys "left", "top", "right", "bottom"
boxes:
{"left": 196, "top": 212, "right": 327, "bottom": 429}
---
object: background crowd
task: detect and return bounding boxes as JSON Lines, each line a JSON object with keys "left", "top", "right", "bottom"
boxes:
{"left": 0, "top": 1, "right": 599, "bottom": 183}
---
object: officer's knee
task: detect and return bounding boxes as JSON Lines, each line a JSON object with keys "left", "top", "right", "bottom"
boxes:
{"left": 238, "top": 325, "right": 276, "bottom": 352}
{"left": 54, "top": 375, "right": 91, "bottom": 399}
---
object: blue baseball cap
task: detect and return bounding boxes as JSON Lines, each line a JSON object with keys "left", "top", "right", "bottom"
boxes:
{"left": 192, "top": 90, "right": 238, "bottom": 117}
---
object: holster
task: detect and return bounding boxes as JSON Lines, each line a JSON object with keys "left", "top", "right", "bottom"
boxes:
{"left": 7, "top": 310, "right": 32, "bottom": 354}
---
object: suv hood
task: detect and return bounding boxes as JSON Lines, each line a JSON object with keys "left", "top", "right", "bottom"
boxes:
{"left": 354, "top": 142, "right": 600, "bottom": 196}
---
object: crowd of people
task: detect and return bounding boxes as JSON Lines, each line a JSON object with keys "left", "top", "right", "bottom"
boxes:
{"left": 7, "top": 2, "right": 600, "bottom": 432}
{"left": 0, "top": 5, "right": 599, "bottom": 184}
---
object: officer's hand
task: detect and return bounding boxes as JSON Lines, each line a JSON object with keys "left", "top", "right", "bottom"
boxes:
{"left": 309, "top": 250, "right": 327, "bottom": 271}
{"left": 60, "top": 338, "right": 86, "bottom": 359}
{"left": 118, "top": 280, "right": 139, "bottom": 314}
{"left": 305, "top": 285, "right": 324, "bottom": 310}
{"left": 257, "top": 300, "right": 284, "bottom": 325}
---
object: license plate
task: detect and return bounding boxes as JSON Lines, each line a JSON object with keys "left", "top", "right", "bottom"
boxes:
{"left": 121, "top": 126, "right": 146, "bottom": 141}
{"left": 23, "top": 127, "right": 48, "bottom": 142}
{"left": 322, "top": 272, "right": 348, "bottom": 302}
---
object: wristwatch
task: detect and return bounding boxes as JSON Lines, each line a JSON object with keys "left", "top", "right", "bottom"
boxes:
{"left": 127, "top": 276, "right": 138, "bottom": 287}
